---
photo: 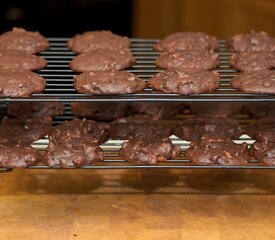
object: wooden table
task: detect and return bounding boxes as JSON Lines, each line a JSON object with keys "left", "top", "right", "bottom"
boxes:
{"left": 1, "top": 169, "right": 275, "bottom": 240}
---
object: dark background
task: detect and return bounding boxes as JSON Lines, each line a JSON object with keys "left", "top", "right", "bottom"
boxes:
{"left": 0, "top": 0, "right": 132, "bottom": 37}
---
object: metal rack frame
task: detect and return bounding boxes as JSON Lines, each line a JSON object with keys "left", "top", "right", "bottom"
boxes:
{"left": 0, "top": 38, "right": 274, "bottom": 172}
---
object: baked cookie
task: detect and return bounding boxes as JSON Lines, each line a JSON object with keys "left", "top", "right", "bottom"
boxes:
{"left": 245, "top": 117, "right": 275, "bottom": 140}
{"left": 120, "top": 138, "right": 181, "bottom": 165}
{"left": 109, "top": 123, "right": 172, "bottom": 140}
{"left": 68, "top": 30, "right": 130, "bottom": 53}
{"left": 51, "top": 119, "right": 109, "bottom": 145}
{"left": 231, "top": 70, "right": 275, "bottom": 94}
{"left": 174, "top": 116, "right": 242, "bottom": 141}
{"left": 70, "top": 48, "right": 135, "bottom": 72}
{"left": 0, "top": 69, "right": 46, "bottom": 97}
{"left": 188, "top": 102, "right": 243, "bottom": 117}
{"left": 0, "top": 145, "right": 39, "bottom": 168}
{"left": 7, "top": 102, "right": 64, "bottom": 122}
{"left": 250, "top": 134, "right": 275, "bottom": 165}
{"left": 154, "top": 32, "right": 219, "bottom": 52}
{"left": 42, "top": 138, "right": 104, "bottom": 168}
{"left": 155, "top": 50, "right": 219, "bottom": 70}
{"left": 0, "top": 27, "right": 49, "bottom": 54}
{"left": 226, "top": 30, "right": 275, "bottom": 52}
{"left": 42, "top": 119, "right": 106, "bottom": 168}
{"left": 230, "top": 52, "right": 275, "bottom": 71}
{"left": 0, "top": 50, "right": 47, "bottom": 70}
{"left": 148, "top": 69, "right": 220, "bottom": 95}
{"left": 74, "top": 70, "right": 146, "bottom": 95}
{"left": 185, "top": 137, "right": 250, "bottom": 165}
{"left": 243, "top": 103, "right": 275, "bottom": 118}
{"left": 71, "top": 102, "right": 129, "bottom": 121}
{"left": 130, "top": 102, "right": 185, "bottom": 118}
{"left": 0, "top": 117, "right": 51, "bottom": 145}
{"left": 111, "top": 114, "right": 160, "bottom": 124}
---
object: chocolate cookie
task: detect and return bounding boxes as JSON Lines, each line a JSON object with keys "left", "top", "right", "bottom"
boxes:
{"left": 0, "top": 117, "right": 51, "bottom": 145}
{"left": 111, "top": 114, "right": 160, "bottom": 124}
{"left": 52, "top": 119, "right": 109, "bottom": 145}
{"left": 174, "top": 117, "right": 242, "bottom": 141}
{"left": 42, "top": 119, "right": 106, "bottom": 168}
{"left": 109, "top": 123, "right": 172, "bottom": 140}
{"left": 7, "top": 102, "right": 64, "bottom": 121}
{"left": 188, "top": 102, "right": 243, "bottom": 117}
{"left": 226, "top": 30, "right": 275, "bottom": 52}
{"left": 0, "top": 50, "right": 47, "bottom": 70}
{"left": 243, "top": 103, "right": 275, "bottom": 118}
{"left": 154, "top": 32, "right": 219, "bottom": 52}
{"left": 185, "top": 137, "right": 250, "bottom": 165}
{"left": 74, "top": 70, "right": 146, "bottom": 95}
{"left": 156, "top": 50, "right": 219, "bottom": 70}
{"left": 130, "top": 102, "right": 185, "bottom": 118}
{"left": 71, "top": 102, "right": 129, "bottom": 121}
{"left": 250, "top": 134, "right": 275, "bottom": 165}
{"left": 43, "top": 138, "right": 104, "bottom": 168}
{"left": 120, "top": 138, "right": 181, "bottom": 165}
{"left": 70, "top": 49, "right": 135, "bottom": 72}
{"left": 68, "top": 30, "right": 130, "bottom": 53}
{"left": 148, "top": 69, "right": 220, "bottom": 95}
{"left": 245, "top": 117, "right": 275, "bottom": 140}
{"left": 0, "top": 145, "right": 39, "bottom": 168}
{"left": 231, "top": 70, "right": 275, "bottom": 94}
{"left": 0, "top": 27, "right": 49, "bottom": 54}
{"left": 0, "top": 69, "right": 46, "bottom": 97}
{"left": 230, "top": 52, "right": 275, "bottom": 71}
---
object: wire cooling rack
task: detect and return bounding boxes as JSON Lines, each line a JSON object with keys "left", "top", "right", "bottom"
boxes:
{"left": 0, "top": 38, "right": 274, "bottom": 102}
{"left": 1, "top": 108, "right": 275, "bottom": 172}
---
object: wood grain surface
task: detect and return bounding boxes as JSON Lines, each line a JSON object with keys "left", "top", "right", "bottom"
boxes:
{"left": 1, "top": 169, "right": 275, "bottom": 240}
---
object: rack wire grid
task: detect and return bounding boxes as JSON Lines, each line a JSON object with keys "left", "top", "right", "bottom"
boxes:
{"left": 0, "top": 38, "right": 274, "bottom": 102}
{"left": 1, "top": 107, "right": 275, "bottom": 172}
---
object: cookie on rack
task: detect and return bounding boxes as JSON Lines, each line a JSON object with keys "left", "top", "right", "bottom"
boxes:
{"left": 245, "top": 116, "right": 275, "bottom": 140}
{"left": 155, "top": 50, "right": 219, "bottom": 70}
{"left": 71, "top": 102, "right": 130, "bottom": 121}
{"left": 243, "top": 103, "right": 275, "bottom": 118}
{"left": 109, "top": 123, "right": 172, "bottom": 140}
{"left": 188, "top": 102, "right": 243, "bottom": 117}
{"left": 129, "top": 102, "right": 186, "bottom": 119}
{"left": 226, "top": 30, "right": 275, "bottom": 52}
{"left": 229, "top": 52, "right": 275, "bottom": 71}
{"left": 174, "top": 116, "right": 243, "bottom": 141}
{"left": 0, "top": 144, "right": 39, "bottom": 168}
{"left": 120, "top": 138, "right": 181, "bottom": 165}
{"left": 0, "top": 50, "right": 47, "bottom": 70}
{"left": 42, "top": 138, "right": 104, "bottom": 168}
{"left": 148, "top": 69, "right": 220, "bottom": 95}
{"left": 0, "top": 117, "right": 51, "bottom": 145}
{"left": 68, "top": 30, "right": 130, "bottom": 53}
{"left": 7, "top": 102, "right": 64, "bottom": 122}
{"left": 185, "top": 137, "right": 251, "bottom": 165}
{"left": 231, "top": 70, "right": 275, "bottom": 94}
{"left": 0, "top": 27, "right": 49, "bottom": 54}
{"left": 70, "top": 48, "right": 135, "bottom": 72}
{"left": 51, "top": 119, "right": 109, "bottom": 145}
{"left": 250, "top": 134, "right": 275, "bottom": 165}
{"left": 154, "top": 32, "right": 219, "bottom": 52}
{"left": 74, "top": 70, "right": 146, "bottom": 95}
{"left": 0, "top": 69, "right": 46, "bottom": 97}
{"left": 42, "top": 119, "right": 106, "bottom": 168}
{"left": 111, "top": 114, "right": 161, "bottom": 124}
